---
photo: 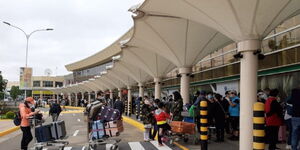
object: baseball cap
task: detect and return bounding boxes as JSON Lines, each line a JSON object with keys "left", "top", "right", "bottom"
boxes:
{"left": 25, "top": 97, "right": 35, "bottom": 104}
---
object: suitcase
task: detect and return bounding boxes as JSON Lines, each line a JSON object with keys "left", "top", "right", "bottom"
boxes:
{"left": 99, "top": 106, "right": 109, "bottom": 120}
{"left": 170, "top": 121, "right": 195, "bottom": 134}
{"left": 91, "top": 120, "right": 106, "bottom": 140}
{"left": 35, "top": 124, "right": 52, "bottom": 142}
{"left": 87, "top": 101, "right": 103, "bottom": 119}
{"left": 50, "top": 120, "right": 67, "bottom": 140}
{"left": 107, "top": 109, "right": 121, "bottom": 121}
{"left": 105, "top": 120, "right": 124, "bottom": 137}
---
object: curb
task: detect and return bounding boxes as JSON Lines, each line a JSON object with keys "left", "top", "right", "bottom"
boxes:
{"left": 45, "top": 105, "right": 85, "bottom": 110}
{"left": 122, "top": 116, "right": 189, "bottom": 150}
{"left": 0, "top": 119, "right": 12, "bottom": 121}
{"left": 0, "top": 126, "right": 20, "bottom": 137}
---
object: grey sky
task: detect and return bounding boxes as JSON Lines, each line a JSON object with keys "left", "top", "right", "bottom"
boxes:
{"left": 0, "top": 0, "right": 143, "bottom": 81}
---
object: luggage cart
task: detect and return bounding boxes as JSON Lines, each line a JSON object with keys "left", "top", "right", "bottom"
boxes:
{"left": 166, "top": 110, "right": 200, "bottom": 146}
{"left": 85, "top": 103, "right": 121, "bottom": 150}
{"left": 30, "top": 115, "right": 69, "bottom": 150}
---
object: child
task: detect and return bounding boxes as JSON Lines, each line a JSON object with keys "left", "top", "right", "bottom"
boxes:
{"left": 154, "top": 102, "right": 171, "bottom": 146}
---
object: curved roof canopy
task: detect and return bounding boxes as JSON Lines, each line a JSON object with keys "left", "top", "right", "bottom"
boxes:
{"left": 113, "top": 61, "right": 152, "bottom": 85}
{"left": 106, "top": 66, "right": 137, "bottom": 87}
{"left": 121, "top": 46, "right": 175, "bottom": 78}
{"left": 128, "top": 11, "right": 232, "bottom": 67}
{"left": 65, "top": 29, "right": 133, "bottom": 71}
{"left": 139, "top": 0, "right": 300, "bottom": 41}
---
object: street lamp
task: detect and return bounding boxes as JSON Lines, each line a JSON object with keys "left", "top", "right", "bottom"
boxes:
{"left": 3, "top": 21, "right": 53, "bottom": 98}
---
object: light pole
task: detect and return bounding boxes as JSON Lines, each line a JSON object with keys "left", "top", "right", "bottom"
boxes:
{"left": 3, "top": 21, "right": 53, "bottom": 98}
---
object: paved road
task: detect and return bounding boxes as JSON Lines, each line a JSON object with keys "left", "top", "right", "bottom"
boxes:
{"left": 0, "top": 108, "right": 180, "bottom": 150}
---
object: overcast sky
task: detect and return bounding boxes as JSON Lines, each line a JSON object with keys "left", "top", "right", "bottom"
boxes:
{"left": 0, "top": 0, "right": 143, "bottom": 81}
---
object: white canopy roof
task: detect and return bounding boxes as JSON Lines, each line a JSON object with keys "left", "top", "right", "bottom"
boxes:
{"left": 128, "top": 11, "right": 232, "bottom": 67}
{"left": 139, "top": 0, "right": 300, "bottom": 41}
{"left": 106, "top": 66, "right": 137, "bottom": 87}
{"left": 113, "top": 61, "right": 152, "bottom": 85}
{"left": 121, "top": 46, "right": 175, "bottom": 78}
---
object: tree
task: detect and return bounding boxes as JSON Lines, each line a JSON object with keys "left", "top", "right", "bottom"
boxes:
{"left": 0, "top": 72, "right": 7, "bottom": 100}
{"left": 10, "top": 86, "right": 22, "bottom": 100}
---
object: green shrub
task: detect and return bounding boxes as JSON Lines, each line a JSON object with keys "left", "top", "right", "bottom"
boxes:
{"left": 5, "top": 111, "right": 15, "bottom": 119}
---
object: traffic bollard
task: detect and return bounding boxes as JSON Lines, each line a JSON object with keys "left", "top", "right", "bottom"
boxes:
{"left": 253, "top": 102, "right": 265, "bottom": 150}
{"left": 200, "top": 100, "right": 208, "bottom": 150}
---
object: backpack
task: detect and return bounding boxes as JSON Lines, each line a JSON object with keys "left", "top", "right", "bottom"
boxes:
{"left": 13, "top": 111, "right": 21, "bottom": 126}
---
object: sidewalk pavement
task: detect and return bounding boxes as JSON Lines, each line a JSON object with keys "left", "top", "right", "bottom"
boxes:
{"left": 126, "top": 113, "right": 289, "bottom": 150}
{"left": 0, "top": 120, "right": 16, "bottom": 132}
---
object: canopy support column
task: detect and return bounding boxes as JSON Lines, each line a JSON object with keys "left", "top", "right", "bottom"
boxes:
{"left": 154, "top": 77, "right": 161, "bottom": 99}
{"left": 118, "top": 88, "right": 122, "bottom": 100}
{"left": 179, "top": 67, "right": 192, "bottom": 104}
{"left": 88, "top": 92, "right": 91, "bottom": 104}
{"left": 109, "top": 89, "right": 113, "bottom": 100}
{"left": 138, "top": 83, "right": 144, "bottom": 98}
{"left": 238, "top": 40, "right": 260, "bottom": 150}
{"left": 127, "top": 86, "right": 132, "bottom": 116}
{"left": 75, "top": 93, "right": 78, "bottom": 107}
{"left": 68, "top": 93, "right": 71, "bottom": 106}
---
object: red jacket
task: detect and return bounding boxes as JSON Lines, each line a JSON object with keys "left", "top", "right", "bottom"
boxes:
{"left": 265, "top": 97, "right": 283, "bottom": 126}
{"left": 154, "top": 109, "right": 170, "bottom": 125}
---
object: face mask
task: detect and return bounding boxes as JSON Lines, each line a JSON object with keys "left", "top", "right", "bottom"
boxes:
{"left": 207, "top": 95, "right": 213, "bottom": 99}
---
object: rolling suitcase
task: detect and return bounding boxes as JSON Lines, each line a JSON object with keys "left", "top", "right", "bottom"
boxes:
{"left": 99, "top": 106, "right": 109, "bottom": 120}
{"left": 50, "top": 120, "right": 67, "bottom": 140}
{"left": 105, "top": 120, "right": 124, "bottom": 137}
{"left": 107, "top": 109, "right": 121, "bottom": 121}
{"left": 35, "top": 124, "right": 52, "bottom": 142}
{"left": 86, "top": 101, "right": 103, "bottom": 119}
{"left": 91, "top": 120, "right": 106, "bottom": 140}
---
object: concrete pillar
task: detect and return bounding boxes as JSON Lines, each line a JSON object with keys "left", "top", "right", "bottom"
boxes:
{"left": 57, "top": 94, "right": 59, "bottom": 100}
{"left": 109, "top": 89, "right": 113, "bottom": 100}
{"left": 179, "top": 67, "right": 192, "bottom": 104}
{"left": 39, "top": 91, "right": 43, "bottom": 99}
{"left": 68, "top": 93, "right": 71, "bottom": 106}
{"left": 88, "top": 92, "right": 91, "bottom": 104}
{"left": 238, "top": 40, "right": 260, "bottom": 150}
{"left": 138, "top": 83, "right": 144, "bottom": 98}
{"left": 118, "top": 88, "right": 122, "bottom": 99}
{"left": 154, "top": 77, "right": 162, "bottom": 99}
{"left": 62, "top": 94, "right": 65, "bottom": 99}
{"left": 75, "top": 93, "right": 78, "bottom": 107}
{"left": 127, "top": 86, "right": 132, "bottom": 115}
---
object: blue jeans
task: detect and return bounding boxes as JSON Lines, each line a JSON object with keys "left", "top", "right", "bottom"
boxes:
{"left": 291, "top": 117, "right": 300, "bottom": 150}
{"left": 286, "top": 119, "right": 293, "bottom": 145}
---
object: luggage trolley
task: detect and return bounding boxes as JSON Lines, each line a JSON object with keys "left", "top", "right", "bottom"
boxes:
{"left": 30, "top": 114, "right": 69, "bottom": 150}
{"left": 166, "top": 110, "right": 200, "bottom": 146}
{"left": 85, "top": 101, "right": 121, "bottom": 150}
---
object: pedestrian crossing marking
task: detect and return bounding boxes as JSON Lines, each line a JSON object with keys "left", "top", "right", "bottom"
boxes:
{"left": 150, "top": 141, "right": 173, "bottom": 150}
{"left": 128, "top": 142, "right": 145, "bottom": 150}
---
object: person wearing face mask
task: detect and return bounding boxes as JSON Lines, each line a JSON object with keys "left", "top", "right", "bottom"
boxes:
{"left": 206, "top": 92, "right": 216, "bottom": 140}
{"left": 19, "top": 97, "right": 40, "bottom": 150}
{"left": 227, "top": 90, "right": 240, "bottom": 141}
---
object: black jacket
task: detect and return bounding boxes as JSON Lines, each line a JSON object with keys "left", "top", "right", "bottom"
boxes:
{"left": 113, "top": 100, "right": 124, "bottom": 113}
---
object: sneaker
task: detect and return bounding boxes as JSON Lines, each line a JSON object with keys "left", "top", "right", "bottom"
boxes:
{"left": 158, "top": 143, "right": 164, "bottom": 147}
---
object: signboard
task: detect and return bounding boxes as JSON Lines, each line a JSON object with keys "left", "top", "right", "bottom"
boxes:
{"left": 20, "top": 67, "right": 32, "bottom": 90}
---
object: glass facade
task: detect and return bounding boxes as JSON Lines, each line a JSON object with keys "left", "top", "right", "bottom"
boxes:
{"left": 33, "top": 81, "right": 40, "bottom": 87}
{"left": 43, "top": 81, "right": 54, "bottom": 87}
{"left": 73, "top": 61, "right": 113, "bottom": 82}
